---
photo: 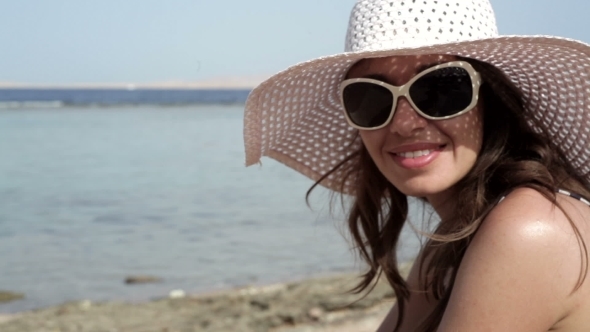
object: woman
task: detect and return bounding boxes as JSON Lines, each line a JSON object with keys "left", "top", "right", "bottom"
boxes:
{"left": 243, "top": 0, "right": 590, "bottom": 330}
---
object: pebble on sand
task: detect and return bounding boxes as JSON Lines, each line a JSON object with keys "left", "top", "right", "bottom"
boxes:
{"left": 168, "top": 289, "right": 186, "bottom": 299}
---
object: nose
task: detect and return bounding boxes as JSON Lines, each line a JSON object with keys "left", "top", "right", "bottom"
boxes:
{"left": 388, "top": 97, "right": 428, "bottom": 136}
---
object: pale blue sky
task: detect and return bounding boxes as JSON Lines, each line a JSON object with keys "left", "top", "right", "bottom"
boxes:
{"left": 1, "top": 0, "right": 588, "bottom": 85}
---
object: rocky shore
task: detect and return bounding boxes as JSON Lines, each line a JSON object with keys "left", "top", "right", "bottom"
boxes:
{"left": 0, "top": 265, "right": 411, "bottom": 332}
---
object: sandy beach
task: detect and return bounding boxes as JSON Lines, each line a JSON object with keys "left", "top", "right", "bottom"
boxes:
{"left": 0, "top": 265, "right": 411, "bottom": 332}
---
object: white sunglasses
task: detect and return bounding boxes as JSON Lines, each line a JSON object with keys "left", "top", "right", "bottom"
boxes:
{"left": 340, "top": 61, "right": 482, "bottom": 130}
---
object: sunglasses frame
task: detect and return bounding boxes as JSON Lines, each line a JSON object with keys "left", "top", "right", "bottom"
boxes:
{"left": 339, "top": 60, "right": 482, "bottom": 130}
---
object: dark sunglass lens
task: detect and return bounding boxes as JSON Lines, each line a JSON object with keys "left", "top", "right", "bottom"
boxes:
{"left": 409, "top": 67, "right": 473, "bottom": 118}
{"left": 342, "top": 82, "right": 393, "bottom": 128}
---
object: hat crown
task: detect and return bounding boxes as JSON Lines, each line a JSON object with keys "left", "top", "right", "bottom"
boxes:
{"left": 345, "top": 0, "right": 499, "bottom": 52}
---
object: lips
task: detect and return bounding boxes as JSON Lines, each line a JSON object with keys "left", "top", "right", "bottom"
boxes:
{"left": 388, "top": 143, "right": 445, "bottom": 168}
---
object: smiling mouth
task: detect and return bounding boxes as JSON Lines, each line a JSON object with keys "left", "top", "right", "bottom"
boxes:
{"left": 392, "top": 145, "right": 446, "bottom": 158}
{"left": 394, "top": 149, "right": 434, "bottom": 158}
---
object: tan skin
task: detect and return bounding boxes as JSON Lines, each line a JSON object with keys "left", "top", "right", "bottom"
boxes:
{"left": 346, "top": 55, "right": 590, "bottom": 331}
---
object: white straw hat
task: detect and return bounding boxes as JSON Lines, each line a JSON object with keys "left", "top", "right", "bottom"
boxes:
{"left": 243, "top": 0, "right": 590, "bottom": 193}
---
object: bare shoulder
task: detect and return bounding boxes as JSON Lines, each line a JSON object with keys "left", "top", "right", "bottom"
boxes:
{"left": 483, "top": 187, "right": 590, "bottom": 258}
{"left": 470, "top": 188, "right": 588, "bottom": 272}
{"left": 490, "top": 187, "right": 589, "bottom": 225}
{"left": 438, "top": 187, "right": 590, "bottom": 331}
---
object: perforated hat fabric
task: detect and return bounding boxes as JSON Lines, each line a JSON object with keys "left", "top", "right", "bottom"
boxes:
{"left": 243, "top": 0, "right": 590, "bottom": 194}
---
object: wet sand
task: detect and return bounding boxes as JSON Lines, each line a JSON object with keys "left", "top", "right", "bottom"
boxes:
{"left": 0, "top": 265, "right": 410, "bottom": 332}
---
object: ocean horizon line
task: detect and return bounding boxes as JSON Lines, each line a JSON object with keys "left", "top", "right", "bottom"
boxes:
{"left": 0, "top": 84, "right": 255, "bottom": 91}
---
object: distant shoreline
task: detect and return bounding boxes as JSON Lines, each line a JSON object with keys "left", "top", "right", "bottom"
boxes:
{"left": 0, "top": 85, "right": 254, "bottom": 91}
{"left": 0, "top": 85, "right": 255, "bottom": 91}
{"left": 0, "top": 76, "right": 269, "bottom": 90}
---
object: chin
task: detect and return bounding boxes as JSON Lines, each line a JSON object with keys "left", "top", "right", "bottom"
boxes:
{"left": 390, "top": 178, "right": 454, "bottom": 199}
{"left": 397, "top": 188, "right": 438, "bottom": 198}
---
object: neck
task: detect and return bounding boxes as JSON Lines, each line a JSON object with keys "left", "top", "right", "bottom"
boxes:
{"left": 425, "top": 188, "right": 456, "bottom": 221}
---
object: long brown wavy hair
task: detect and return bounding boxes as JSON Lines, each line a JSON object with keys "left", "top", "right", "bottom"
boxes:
{"left": 307, "top": 57, "right": 590, "bottom": 331}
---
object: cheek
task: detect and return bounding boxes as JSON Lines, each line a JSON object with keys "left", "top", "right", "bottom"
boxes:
{"left": 437, "top": 108, "right": 483, "bottom": 149}
{"left": 359, "top": 130, "right": 385, "bottom": 158}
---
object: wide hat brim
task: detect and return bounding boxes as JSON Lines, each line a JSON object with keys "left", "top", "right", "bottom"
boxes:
{"left": 244, "top": 36, "right": 590, "bottom": 194}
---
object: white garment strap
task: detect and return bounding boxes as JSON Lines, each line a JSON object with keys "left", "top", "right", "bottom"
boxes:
{"left": 497, "top": 189, "right": 590, "bottom": 207}
{"left": 557, "top": 189, "right": 590, "bottom": 207}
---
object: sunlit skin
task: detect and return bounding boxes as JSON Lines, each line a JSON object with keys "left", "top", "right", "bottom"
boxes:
{"left": 346, "top": 54, "right": 483, "bottom": 217}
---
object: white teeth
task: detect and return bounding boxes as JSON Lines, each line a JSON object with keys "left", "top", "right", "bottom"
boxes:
{"left": 396, "top": 149, "right": 433, "bottom": 158}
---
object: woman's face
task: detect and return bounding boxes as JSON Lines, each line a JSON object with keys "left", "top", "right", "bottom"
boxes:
{"left": 347, "top": 54, "right": 484, "bottom": 207}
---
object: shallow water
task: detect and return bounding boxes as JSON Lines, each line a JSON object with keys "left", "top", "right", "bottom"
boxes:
{"left": 0, "top": 106, "right": 427, "bottom": 313}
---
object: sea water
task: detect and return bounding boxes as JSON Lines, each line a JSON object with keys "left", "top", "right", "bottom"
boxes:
{"left": 0, "top": 105, "right": 427, "bottom": 313}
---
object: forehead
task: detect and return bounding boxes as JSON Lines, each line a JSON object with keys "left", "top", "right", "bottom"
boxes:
{"left": 346, "top": 54, "right": 458, "bottom": 83}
